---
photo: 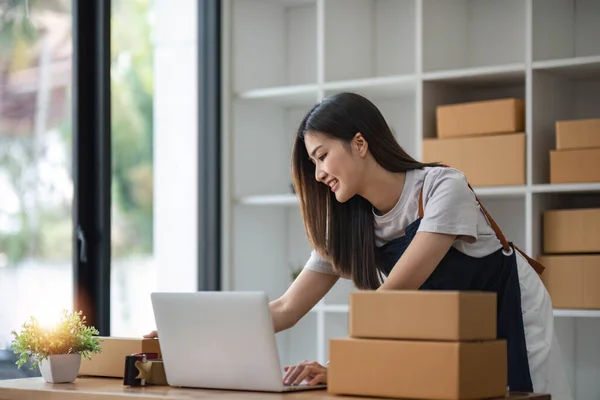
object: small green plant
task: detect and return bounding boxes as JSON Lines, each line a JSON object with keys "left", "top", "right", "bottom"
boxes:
{"left": 10, "top": 309, "right": 103, "bottom": 370}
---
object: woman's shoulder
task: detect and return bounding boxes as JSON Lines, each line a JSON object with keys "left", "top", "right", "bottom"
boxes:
{"left": 414, "top": 166, "right": 470, "bottom": 194}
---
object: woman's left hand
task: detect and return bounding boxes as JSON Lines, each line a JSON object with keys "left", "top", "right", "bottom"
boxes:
{"left": 283, "top": 360, "right": 328, "bottom": 386}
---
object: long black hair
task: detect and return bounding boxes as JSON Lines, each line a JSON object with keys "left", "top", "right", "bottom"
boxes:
{"left": 292, "top": 92, "right": 440, "bottom": 289}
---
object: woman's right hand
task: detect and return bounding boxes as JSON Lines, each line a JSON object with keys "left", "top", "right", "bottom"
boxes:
{"left": 143, "top": 330, "right": 158, "bottom": 338}
{"left": 283, "top": 360, "right": 328, "bottom": 386}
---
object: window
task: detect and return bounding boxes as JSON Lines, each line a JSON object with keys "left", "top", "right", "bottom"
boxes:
{"left": 0, "top": 0, "right": 73, "bottom": 378}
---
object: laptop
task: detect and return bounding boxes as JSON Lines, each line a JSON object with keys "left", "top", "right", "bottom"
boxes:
{"left": 150, "top": 291, "right": 327, "bottom": 392}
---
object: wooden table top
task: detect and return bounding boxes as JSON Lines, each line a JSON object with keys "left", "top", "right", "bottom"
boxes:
{"left": 0, "top": 377, "right": 551, "bottom": 400}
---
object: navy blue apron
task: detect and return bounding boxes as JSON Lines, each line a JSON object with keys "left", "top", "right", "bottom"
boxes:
{"left": 375, "top": 184, "right": 544, "bottom": 393}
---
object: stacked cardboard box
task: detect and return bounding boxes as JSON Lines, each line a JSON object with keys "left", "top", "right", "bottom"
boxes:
{"left": 539, "top": 208, "right": 600, "bottom": 309}
{"left": 422, "top": 98, "right": 525, "bottom": 187}
{"left": 328, "top": 291, "right": 507, "bottom": 400}
{"left": 79, "top": 337, "right": 161, "bottom": 378}
{"left": 549, "top": 118, "right": 600, "bottom": 183}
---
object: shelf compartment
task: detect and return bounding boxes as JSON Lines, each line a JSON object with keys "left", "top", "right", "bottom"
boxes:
{"left": 232, "top": 208, "right": 290, "bottom": 301}
{"left": 476, "top": 196, "right": 527, "bottom": 251}
{"left": 233, "top": 97, "right": 315, "bottom": 198}
{"left": 531, "top": 68, "right": 600, "bottom": 185}
{"left": 422, "top": 0, "right": 526, "bottom": 73}
{"left": 533, "top": 0, "right": 600, "bottom": 63}
{"left": 531, "top": 192, "right": 600, "bottom": 259}
{"left": 232, "top": 0, "right": 317, "bottom": 92}
{"left": 421, "top": 73, "right": 526, "bottom": 140}
{"left": 324, "top": 0, "right": 416, "bottom": 81}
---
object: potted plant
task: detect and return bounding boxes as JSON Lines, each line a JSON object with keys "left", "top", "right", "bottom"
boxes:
{"left": 10, "top": 309, "right": 102, "bottom": 383}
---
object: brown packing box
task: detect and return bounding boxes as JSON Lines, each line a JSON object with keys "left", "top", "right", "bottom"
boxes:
{"left": 556, "top": 118, "right": 600, "bottom": 150}
{"left": 349, "top": 291, "right": 496, "bottom": 341}
{"left": 543, "top": 208, "right": 600, "bottom": 254}
{"left": 422, "top": 133, "right": 525, "bottom": 187}
{"left": 550, "top": 147, "right": 600, "bottom": 184}
{"left": 79, "top": 337, "right": 161, "bottom": 378}
{"left": 539, "top": 255, "right": 600, "bottom": 309}
{"left": 328, "top": 338, "right": 507, "bottom": 400}
{"left": 436, "top": 98, "right": 524, "bottom": 139}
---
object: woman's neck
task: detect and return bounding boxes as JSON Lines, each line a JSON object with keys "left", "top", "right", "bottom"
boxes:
{"left": 359, "top": 165, "right": 406, "bottom": 215}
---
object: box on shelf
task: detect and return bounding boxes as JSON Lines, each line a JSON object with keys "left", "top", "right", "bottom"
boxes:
{"left": 79, "top": 337, "right": 161, "bottom": 378}
{"left": 422, "top": 133, "right": 525, "bottom": 187}
{"left": 328, "top": 338, "right": 507, "bottom": 400}
{"left": 539, "top": 255, "right": 600, "bottom": 309}
{"left": 556, "top": 118, "right": 600, "bottom": 150}
{"left": 436, "top": 98, "right": 524, "bottom": 139}
{"left": 543, "top": 208, "right": 600, "bottom": 254}
{"left": 349, "top": 291, "right": 496, "bottom": 341}
{"left": 549, "top": 147, "right": 600, "bottom": 184}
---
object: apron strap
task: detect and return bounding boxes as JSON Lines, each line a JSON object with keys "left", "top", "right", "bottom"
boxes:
{"left": 418, "top": 181, "right": 545, "bottom": 275}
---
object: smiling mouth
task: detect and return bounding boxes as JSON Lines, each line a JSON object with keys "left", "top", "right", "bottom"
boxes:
{"left": 328, "top": 179, "right": 339, "bottom": 192}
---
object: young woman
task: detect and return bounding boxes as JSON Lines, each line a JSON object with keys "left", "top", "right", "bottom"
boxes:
{"left": 273, "top": 92, "right": 572, "bottom": 399}
{"left": 145, "top": 92, "right": 571, "bottom": 399}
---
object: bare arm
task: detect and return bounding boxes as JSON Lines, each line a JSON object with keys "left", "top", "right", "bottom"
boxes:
{"left": 270, "top": 268, "right": 339, "bottom": 333}
{"left": 378, "top": 231, "right": 456, "bottom": 291}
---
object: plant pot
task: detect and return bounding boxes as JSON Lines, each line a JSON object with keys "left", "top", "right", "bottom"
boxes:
{"left": 38, "top": 354, "right": 81, "bottom": 383}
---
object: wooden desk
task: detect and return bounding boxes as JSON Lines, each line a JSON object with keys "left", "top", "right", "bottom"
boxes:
{"left": 0, "top": 378, "right": 551, "bottom": 400}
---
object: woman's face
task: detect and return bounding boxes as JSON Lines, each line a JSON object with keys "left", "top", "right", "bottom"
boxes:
{"left": 304, "top": 131, "right": 366, "bottom": 203}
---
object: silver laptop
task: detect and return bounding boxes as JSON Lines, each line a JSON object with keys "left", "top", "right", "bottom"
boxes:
{"left": 150, "top": 291, "right": 326, "bottom": 392}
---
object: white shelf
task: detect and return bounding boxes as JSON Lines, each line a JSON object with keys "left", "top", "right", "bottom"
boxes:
{"left": 223, "top": 0, "right": 600, "bottom": 394}
{"left": 313, "top": 305, "right": 600, "bottom": 318}
{"left": 532, "top": 183, "right": 600, "bottom": 194}
{"left": 473, "top": 185, "right": 527, "bottom": 198}
{"left": 310, "top": 304, "right": 349, "bottom": 313}
{"left": 238, "top": 184, "right": 600, "bottom": 206}
{"left": 532, "top": 55, "right": 600, "bottom": 80}
{"left": 421, "top": 64, "right": 526, "bottom": 85}
{"left": 323, "top": 75, "right": 416, "bottom": 98}
{"left": 238, "top": 186, "right": 532, "bottom": 206}
{"left": 237, "top": 84, "right": 319, "bottom": 106}
{"left": 553, "top": 309, "right": 600, "bottom": 318}
{"left": 237, "top": 194, "right": 297, "bottom": 206}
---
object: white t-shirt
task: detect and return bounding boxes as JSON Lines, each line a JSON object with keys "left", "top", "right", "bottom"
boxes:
{"left": 304, "top": 166, "right": 504, "bottom": 276}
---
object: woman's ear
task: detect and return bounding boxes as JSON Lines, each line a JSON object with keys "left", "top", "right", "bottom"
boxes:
{"left": 353, "top": 132, "right": 368, "bottom": 158}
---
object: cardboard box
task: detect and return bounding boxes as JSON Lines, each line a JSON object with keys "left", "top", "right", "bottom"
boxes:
{"left": 550, "top": 147, "right": 600, "bottom": 184}
{"left": 543, "top": 208, "right": 600, "bottom": 254}
{"left": 422, "top": 133, "right": 525, "bottom": 187}
{"left": 349, "top": 291, "right": 496, "bottom": 341}
{"left": 328, "top": 338, "right": 507, "bottom": 400}
{"left": 556, "top": 118, "right": 600, "bottom": 150}
{"left": 539, "top": 255, "right": 600, "bottom": 309}
{"left": 79, "top": 337, "right": 161, "bottom": 378}
{"left": 436, "top": 98, "right": 524, "bottom": 139}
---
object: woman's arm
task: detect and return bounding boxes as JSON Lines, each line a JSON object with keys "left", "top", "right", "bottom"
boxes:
{"left": 378, "top": 231, "right": 456, "bottom": 291}
{"left": 270, "top": 268, "right": 339, "bottom": 333}
{"left": 144, "top": 267, "right": 338, "bottom": 339}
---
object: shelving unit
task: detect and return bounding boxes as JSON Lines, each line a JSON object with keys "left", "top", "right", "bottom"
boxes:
{"left": 221, "top": 1, "right": 600, "bottom": 398}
